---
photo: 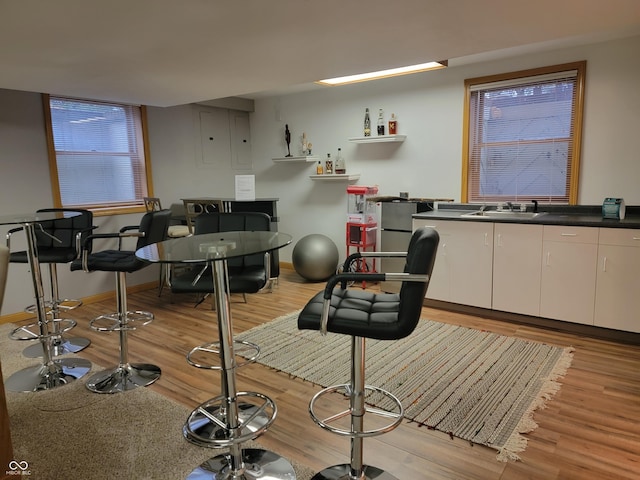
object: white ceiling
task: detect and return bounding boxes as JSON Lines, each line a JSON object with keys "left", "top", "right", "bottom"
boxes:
{"left": 1, "top": 0, "right": 639, "bottom": 107}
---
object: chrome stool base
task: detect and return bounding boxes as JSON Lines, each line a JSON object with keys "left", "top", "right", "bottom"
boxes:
{"left": 22, "top": 335, "right": 91, "bottom": 358}
{"left": 311, "top": 464, "right": 398, "bottom": 480}
{"left": 4, "top": 357, "right": 92, "bottom": 393}
{"left": 186, "top": 448, "right": 296, "bottom": 480}
{"left": 184, "top": 392, "right": 276, "bottom": 448}
{"left": 86, "top": 362, "right": 161, "bottom": 394}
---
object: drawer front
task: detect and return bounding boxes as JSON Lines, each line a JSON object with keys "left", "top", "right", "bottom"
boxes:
{"left": 599, "top": 228, "right": 640, "bottom": 247}
{"left": 543, "top": 225, "right": 598, "bottom": 244}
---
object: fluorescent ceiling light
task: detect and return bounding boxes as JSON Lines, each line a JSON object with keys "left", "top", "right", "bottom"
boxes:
{"left": 317, "top": 60, "right": 447, "bottom": 86}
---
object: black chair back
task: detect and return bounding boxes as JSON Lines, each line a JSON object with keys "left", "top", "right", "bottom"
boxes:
{"left": 137, "top": 210, "right": 172, "bottom": 250}
{"left": 194, "top": 212, "right": 272, "bottom": 269}
{"left": 396, "top": 227, "right": 440, "bottom": 339}
{"left": 10, "top": 209, "right": 94, "bottom": 264}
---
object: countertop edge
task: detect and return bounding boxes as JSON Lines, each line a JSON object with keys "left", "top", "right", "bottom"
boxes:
{"left": 413, "top": 210, "right": 640, "bottom": 229}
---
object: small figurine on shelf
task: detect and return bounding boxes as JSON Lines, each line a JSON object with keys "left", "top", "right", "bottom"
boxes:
{"left": 307, "top": 142, "right": 312, "bottom": 155}
{"left": 301, "top": 132, "right": 308, "bottom": 156}
{"left": 285, "top": 124, "right": 292, "bottom": 157}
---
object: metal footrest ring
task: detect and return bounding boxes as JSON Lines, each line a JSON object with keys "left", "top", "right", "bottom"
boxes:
{"left": 9, "top": 318, "right": 77, "bottom": 341}
{"left": 89, "top": 310, "right": 153, "bottom": 332}
{"left": 186, "top": 340, "right": 260, "bottom": 370}
{"left": 25, "top": 298, "right": 83, "bottom": 314}
{"left": 309, "top": 383, "right": 404, "bottom": 438}
{"left": 183, "top": 391, "right": 276, "bottom": 448}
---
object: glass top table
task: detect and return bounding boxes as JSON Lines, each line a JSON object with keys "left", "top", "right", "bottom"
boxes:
{"left": 2, "top": 210, "right": 92, "bottom": 392}
{"left": 136, "top": 230, "right": 295, "bottom": 480}
{"left": 0, "top": 210, "right": 79, "bottom": 226}
{"left": 135, "top": 230, "right": 292, "bottom": 264}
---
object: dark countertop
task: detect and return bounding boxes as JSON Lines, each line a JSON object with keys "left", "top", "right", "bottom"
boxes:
{"left": 413, "top": 204, "right": 640, "bottom": 229}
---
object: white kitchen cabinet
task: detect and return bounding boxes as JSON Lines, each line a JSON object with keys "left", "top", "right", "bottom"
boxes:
{"left": 493, "top": 223, "right": 543, "bottom": 316}
{"left": 594, "top": 228, "right": 640, "bottom": 333}
{"left": 540, "top": 226, "right": 599, "bottom": 325}
{"left": 413, "top": 219, "right": 494, "bottom": 308}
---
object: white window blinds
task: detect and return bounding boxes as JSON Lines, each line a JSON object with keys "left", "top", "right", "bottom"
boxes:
{"left": 464, "top": 62, "right": 585, "bottom": 204}
{"left": 47, "top": 96, "right": 149, "bottom": 209}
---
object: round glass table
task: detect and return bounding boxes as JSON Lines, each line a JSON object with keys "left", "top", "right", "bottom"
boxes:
{"left": 1, "top": 211, "right": 91, "bottom": 392}
{"left": 136, "top": 230, "right": 296, "bottom": 480}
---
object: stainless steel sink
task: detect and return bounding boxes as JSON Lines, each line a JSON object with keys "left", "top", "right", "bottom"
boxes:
{"left": 462, "top": 210, "right": 547, "bottom": 219}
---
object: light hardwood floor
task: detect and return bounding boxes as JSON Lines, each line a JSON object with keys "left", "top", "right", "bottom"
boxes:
{"left": 14, "top": 267, "right": 640, "bottom": 479}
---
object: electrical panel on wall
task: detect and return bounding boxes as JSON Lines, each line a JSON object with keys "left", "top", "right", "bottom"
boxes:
{"left": 196, "top": 108, "right": 231, "bottom": 166}
{"left": 229, "top": 110, "right": 252, "bottom": 170}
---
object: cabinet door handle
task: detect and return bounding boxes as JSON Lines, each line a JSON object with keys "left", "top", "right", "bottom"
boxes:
{"left": 497, "top": 233, "right": 503, "bottom": 247}
{"left": 560, "top": 233, "right": 577, "bottom": 237}
{"left": 546, "top": 252, "right": 551, "bottom": 266}
{"left": 484, "top": 233, "right": 489, "bottom": 246}
{"left": 603, "top": 256, "right": 607, "bottom": 272}
{"left": 633, "top": 237, "right": 640, "bottom": 241}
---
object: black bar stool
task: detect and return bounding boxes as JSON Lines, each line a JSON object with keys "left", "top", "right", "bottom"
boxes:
{"left": 6, "top": 208, "right": 95, "bottom": 357}
{"left": 70, "top": 209, "right": 171, "bottom": 393}
{"left": 297, "top": 227, "right": 439, "bottom": 480}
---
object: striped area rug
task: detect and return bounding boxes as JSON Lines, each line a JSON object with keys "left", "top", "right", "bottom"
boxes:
{"left": 236, "top": 310, "right": 574, "bottom": 461}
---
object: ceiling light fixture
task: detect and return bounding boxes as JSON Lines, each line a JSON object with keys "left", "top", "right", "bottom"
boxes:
{"left": 317, "top": 60, "right": 448, "bottom": 86}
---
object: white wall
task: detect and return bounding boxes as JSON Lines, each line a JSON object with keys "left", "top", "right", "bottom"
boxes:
{"left": 149, "top": 34, "right": 640, "bottom": 267}
{"left": 1, "top": 34, "right": 639, "bottom": 316}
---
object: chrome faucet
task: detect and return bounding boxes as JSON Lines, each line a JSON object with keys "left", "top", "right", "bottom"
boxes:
{"left": 505, "top": 202, "right": 514, "bottom": 211}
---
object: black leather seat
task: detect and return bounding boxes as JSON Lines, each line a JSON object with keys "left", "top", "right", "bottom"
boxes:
{"left": 170, "top": 212, "right": 273, "bottom": 300}
{"left": 298, "top": 227, "right": 439, "bottom": 480}
{"left": 70, "top": 209, "right": 171, "bottom": 393}
{"left": 7, "top": 208, "right": 95, "bottom": 357}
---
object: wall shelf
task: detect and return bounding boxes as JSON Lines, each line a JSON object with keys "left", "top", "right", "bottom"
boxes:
{"left": 309, "top": 173, "right": 360, "bottom": 182}
{"left": 272, "top": 155, "right": 319, "bottom": 163}
{"left": 348, "top": 135, "right": 406, "bottom": 143}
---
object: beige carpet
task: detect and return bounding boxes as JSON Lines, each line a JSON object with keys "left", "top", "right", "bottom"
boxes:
{"left": 0, "top": 323, "right": 314, "bottom": 479}
{"left": 237, "top": 311, "right": 574, "bottom": 462}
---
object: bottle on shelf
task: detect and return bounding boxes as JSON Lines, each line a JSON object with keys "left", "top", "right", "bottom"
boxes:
{"left": 377, "top": 109, "right": 385, "bottom": 135}
{"left": 388, "top": 113, "right": 398, "bottom": 135}
{"left": 325, "top": 153, "right": 333, "bottom": 174}
{"left": 316, "top": 160, "right": 323, "bottom": 175}
{"left": 364, "top": 108, "right": 371, "bottom": 137}
{"left": 335, "top": 148, "right": 346, "bottom": 174}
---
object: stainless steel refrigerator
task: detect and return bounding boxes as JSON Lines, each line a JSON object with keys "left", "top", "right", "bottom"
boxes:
{"left": 379, "top": 200, "right": 434, "bottom": 293}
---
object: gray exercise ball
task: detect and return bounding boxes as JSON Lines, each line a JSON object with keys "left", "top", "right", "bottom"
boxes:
{"left": 292, "top": 234, "right": 340, "bottom": 281}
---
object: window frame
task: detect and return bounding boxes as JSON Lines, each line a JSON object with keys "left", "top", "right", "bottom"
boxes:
{"left": 461, "top": 61, "right": 586, "bottom": 205}
{"left": 43, "top": 94, "right": 155, "bottom": 216}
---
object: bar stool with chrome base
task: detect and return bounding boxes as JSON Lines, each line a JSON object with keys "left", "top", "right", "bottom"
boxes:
{"left": 70, "top": 209, "right": 171, "bottom": 393}
{"left": 6, "top": 208, "right": 95, "bottom": 358}
{"left": 3, "top": 211, "right": 92, "bottom": 392}
{"left": 297, "top": 227, "right": 439, "bottom": 480}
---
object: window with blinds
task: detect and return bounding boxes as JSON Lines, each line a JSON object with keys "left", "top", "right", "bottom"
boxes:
{"left": 44, "top": 95, "right": 151, "bottom": 212}
{"left": 463, "top": 61, "right": 586, "bottom": 204}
